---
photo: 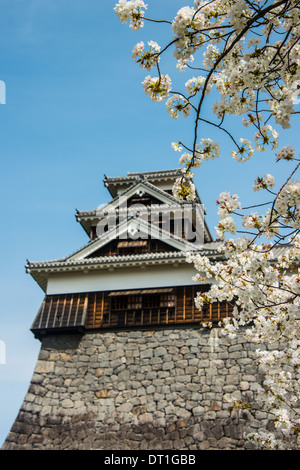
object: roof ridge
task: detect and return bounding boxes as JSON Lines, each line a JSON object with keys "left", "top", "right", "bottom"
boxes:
{"left": 92, "top": 179, "right": 189, "bottom": 219}
{"left": 30, "top": 213, "right": 202, "bottom": 266}
{"left": 104, "top": 168, "right": 184, "bottom": 182}
{"left": 27, "top": 247, "right": 226, "bottom": 269}
{"left": 127, "top": 168, "right": 183, "bottom": 176}
{"left": 27, "top": 251, "right": 187, "bottom": 267}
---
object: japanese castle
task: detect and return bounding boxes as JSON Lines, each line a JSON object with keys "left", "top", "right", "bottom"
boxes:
{"left": 27, "top": 168, "right": 232, "bottom": 339}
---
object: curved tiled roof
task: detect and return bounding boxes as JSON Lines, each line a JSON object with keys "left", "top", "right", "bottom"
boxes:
{"left": 26, "top": 243, "right": 224, "bottom": 270}
{"left": 104, "top": 168, "right": 184, "bottom": 183}
{"left": 26, "top": 245, "right": 225, "bottom": 292}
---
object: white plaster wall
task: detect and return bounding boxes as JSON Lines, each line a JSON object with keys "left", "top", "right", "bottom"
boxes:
{"left": 46, "top": 263, "right": 204, "bottom": 295}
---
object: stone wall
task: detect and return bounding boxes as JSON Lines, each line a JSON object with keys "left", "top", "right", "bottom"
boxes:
{"left": 2, "top": 327, "right": 273, "bottom": 450}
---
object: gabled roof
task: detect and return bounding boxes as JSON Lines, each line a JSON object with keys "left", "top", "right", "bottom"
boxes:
{"left": 26, "top": 252, "right": 189, "bottom": 292}
{"left": 26, "top": 210, "right": 218, "bottom": 292}
{"left": 103, "top": 168, "right": 185, "bottom": 197}
{"left": 26, "top": 240, "right": 293, "bottom": 293}
{"left": 77, "top": 179, "right": 196, "bottom": 220}
{"left": 69, "top": 215, "right": 200, "bottom": 261}
{"left": 26, "top": 168, "right": 216, "bottom": 292}
{"left": 76, "top": 178, "right": 212, "bottom": 242}
{"left": 101, "top": 179, "right": 192, "bottom": 211}
{"left": 26, "top": 240, "right": 225, "bottom": 292}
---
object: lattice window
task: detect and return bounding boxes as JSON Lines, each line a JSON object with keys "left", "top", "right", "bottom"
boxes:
{"left": 128, "top": 295, "right": 142, "bottom": 310}
{"left": 111, "top": 294, "right": 143, "bottom": 310}
{"left": 142, "top": 294, "right": 160, "bottom": 309}
{"left": 117, "top": 240, "right": 149, "bottom": 255}
{"left": 160, "top": 294, "right": 175, "bottom": 307}
{"left": 33, "top": 287, "right": 235, "bottom": 335}
{"left": 111, "top": 296, "right": 128, "bottom": 311}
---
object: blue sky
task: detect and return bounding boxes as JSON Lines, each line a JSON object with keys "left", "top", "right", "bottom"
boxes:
{"left": 0, "top": 0, "right": 298, "bottom": 446}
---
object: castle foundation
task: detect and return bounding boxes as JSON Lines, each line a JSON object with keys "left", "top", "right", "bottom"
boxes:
{"left": 2, "top": 327, "right": 271, "bottom": 450}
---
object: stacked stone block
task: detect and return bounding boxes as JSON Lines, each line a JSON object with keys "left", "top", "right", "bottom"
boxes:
{"left": 2, "top": 327, "right": 273, "bottom": 450}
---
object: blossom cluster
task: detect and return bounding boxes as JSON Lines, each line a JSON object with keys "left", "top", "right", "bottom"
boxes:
{"left": 185, "top": 76, "right": 207, "bottom": 96}
{"left": 176, "top": 138, "right": 220, "bottom": 171}
{"left": 115, "top": 0, "right": 300, "bottom": 449}
{"left": 142, "top": 74, "right": 171, "bottom": 102}
{"left": 114, "top": 0, "right": 147, "bottom": 30}
{"left": 188, "top": 170, "right": 300, "bottom": 446}
{"left": 172, "top": 173, "right": 196, "bottom": 202}
{"left": 132, "top": 41, "right": 160, "bottom": 71}
{"left": 253, "top": 125, "right": 279, "bottom": 153}
{"left": 253, "top": 173, "right": 276, "bottom": 192}
{"left": 276, "top": 145, "right": 296, "bottom": 161}
{"left": 191, "top": 161, "right": 299, "bottom": 448}
{"left": 276, "top": 179, "right": 300, "bottom": 229}
{"left": 166, "top": 94, "right": 191, "bottom": 119}
{"left": 115, "top": 0, "right": 299, "bottom": 175}
{"left": 216, "top": 191, "right": 241, "bottom": 219}
{"left": 231, "top": 138, "right": 254, "bottom": 163}
{"left": 187, "top": 233, "right": 300, "bottom": 449}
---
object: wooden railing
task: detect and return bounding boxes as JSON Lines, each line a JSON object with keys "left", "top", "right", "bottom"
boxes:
{"left": 31, "top": 287, "right": 234, "bottom": 338}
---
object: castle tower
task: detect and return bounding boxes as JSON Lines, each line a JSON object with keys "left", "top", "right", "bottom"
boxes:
{"left": 2, "top": 169, "right": 265, "bottom": 450}
{"left": 27, "top": 168, "right": 230, "bottom": 339}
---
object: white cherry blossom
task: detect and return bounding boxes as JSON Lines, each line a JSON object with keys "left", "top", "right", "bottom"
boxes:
{"left": 114, "top": 0, "right": 147, "bottom": 30}
{"left": 142, "top": 74, "right": 171, "bottom": 102}
{"left": 166, "top": 94, "right": 191, "bottom": 119}
{"left": 132, "top": 40, "right": 160, "bottom": 71}
{"left": 115, "top": 0, "right": 300, "bottom": 449}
